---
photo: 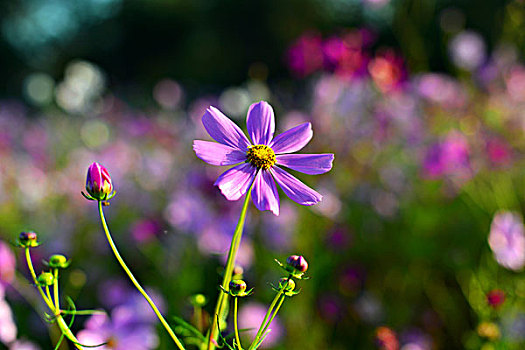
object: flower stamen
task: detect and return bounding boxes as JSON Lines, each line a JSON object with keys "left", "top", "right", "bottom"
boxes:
{"left": 246, "top": 145, "right": 276, "bottom": 170}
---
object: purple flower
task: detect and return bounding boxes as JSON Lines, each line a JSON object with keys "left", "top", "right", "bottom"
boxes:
{"left": 488, "top": 211, "right": 525, "bottom": 271}
{"left": 193, "top": 101, "right": 334, "bottom": 215}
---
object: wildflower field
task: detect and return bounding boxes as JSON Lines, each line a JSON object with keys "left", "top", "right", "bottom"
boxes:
{"left": 1, "top": 1, "right": 525, "bottom": 349}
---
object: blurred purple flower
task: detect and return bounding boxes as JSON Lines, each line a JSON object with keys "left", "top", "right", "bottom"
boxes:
{"left": 400, "top": 329, "right": 433, "bottom": 350}
{"left": 193, "top": 101, "right": 334, "bottom": 215}
{"left": 238, "top": 302, "right": 283, "bottom": 348}
{"left": 130, "top": 219, "right": 161, "bottom": 244}
{"left": 323, "top": 33, "right": 369, "bottom": 80}
{"left": 488, "top": 211, "right": 525, "bottom": 271}
{"left": 77, "top": 311, "right": 159, "bottom": 350}
{"left": 0, "top": 241, "right": 15, "bottom": 286}
{"left": 415, "top": 73, "right": 466, "bottom": 108}
{"left": 422, "top": 132, "right": 471, "bottom": 179}
{"left": 286, "top": 32, "right": 324, "bottom": 78}
{"left": 449, "top": 31, "right": 486, "bottom": 71}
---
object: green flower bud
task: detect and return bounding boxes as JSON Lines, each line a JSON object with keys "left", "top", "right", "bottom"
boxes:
{"left": 229, "top": 280, "right": 247, "bottom": 296}
{"left": 18, "top": 231, "right": 39, "bottom": 248}
{"left": 48, "top": 254, "right": 70, "bottom": 269}
{"left": 279, "top": 278, "right": 295, "bottom": 292}
{"left": 37, "top": 272, "right": 55, "bottom": 286}
{"left": 190, "top": 294, "right": 207, "bottom": 307}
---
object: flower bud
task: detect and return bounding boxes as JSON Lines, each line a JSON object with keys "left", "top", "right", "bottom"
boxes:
{"left": 229, "top": 280, "right": 247, "bottom": 296}
{"left": 18, "top": 231, "right": 39, "bottom": 248}
{"left": 85, "top": 162, "right": 114, "bottom": 201}
{"left": 286, "top": 255, "right": 308, "bottom": 273}
{"left": 486, "top": 289, "right": 505, "bottom": 308}
{"left": 190, "top": 294, "right": 207, "bottom": 307}
{"left": 477, "top": 321, "right": 500, "bottom": 341}
{"left": 37, "top": 272, "right": 54, "bottom": 286}
{"left": 278, "top": 278, "right": 295, "bottom": 292}
{"left": 48, "top": 254, "right": 70, "bottom": 269}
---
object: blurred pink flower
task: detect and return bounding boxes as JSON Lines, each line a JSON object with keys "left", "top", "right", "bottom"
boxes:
{"left": 489, "top": 211, "right": 525, "bottom": 271}
{"left": 0, "top": 241, "right": 15, "bottom": 286}
{"left": 238, "top": 302, "right": 283, "bottom": 348}
{"left": 287, "top": 32, "right": 324, "bottom": 78}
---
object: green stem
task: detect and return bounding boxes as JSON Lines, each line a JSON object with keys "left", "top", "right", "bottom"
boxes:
{"left": 247, "top": 283, "right": 287, "bottom": 350}
{"left": 207, "top": 190, "right": 252, "bottom": 350}
{"left": 25, "top": 248, "right": 84, "bottom": 350}
{"left": 25, "top": 248, "right": 53, "bottom": 310}
{"left": 233, "top": 297, "right": 242, "bottom": 350}
{"left": 53, "top": 269, "right": 60, "bottom": 311}
{"left": 259, "top": 295, "right": 285, "bottom": 343}
{"left": 97, "top": 201, "right": 185, "bottom": 350}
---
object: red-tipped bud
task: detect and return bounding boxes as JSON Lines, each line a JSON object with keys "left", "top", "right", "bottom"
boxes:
{"left": 18, "top": 231, "right": 39, "bottom": 248}
{"left": 286, "top": 255, "right": 308, "bottom": 273}
{"left": 85, "top": 162, "right": 114, "bottom": 201}
{"left": 487, "top": 289, "right": 505, "bottom": 308}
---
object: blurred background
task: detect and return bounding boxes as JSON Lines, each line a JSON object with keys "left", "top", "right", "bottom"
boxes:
{"left": 1, "top": 0, "right": 525, "bottom": 349}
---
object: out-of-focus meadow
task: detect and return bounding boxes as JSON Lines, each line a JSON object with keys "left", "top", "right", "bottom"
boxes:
{"left": 1, "top": 0, "right": 525, "bottom": 349}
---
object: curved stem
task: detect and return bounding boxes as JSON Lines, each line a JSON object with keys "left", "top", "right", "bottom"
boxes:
{"left": 207, "top": 190, "right": 252, "bottom": 350}
{"left": 25, "top": 248, "right": 84, "bottom": 350}
{"left": 98, "top": 201, "right": 185, "bottom": 350}
{"left": 233, "top": 297, "right": 242, "bottom": 350}
{"left": 25, "top": 248, "right": 53, "bottom": 310}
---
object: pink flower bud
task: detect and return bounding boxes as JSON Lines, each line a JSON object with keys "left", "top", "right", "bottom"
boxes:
{"left": 286, "top": 255, "right": 309, "bottom": 273}
{"left": 486, "top": 289, "right": 505, "bottom": 308}
{"left": 86, "top": 162, "right": 114, "bottom": 201}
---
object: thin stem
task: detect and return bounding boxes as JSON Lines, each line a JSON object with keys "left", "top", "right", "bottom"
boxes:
{"left": 247, "top": 283, "right": 287, "bottom": 350}
{"left": 233, "top": 297, "right": 242, "bottom": 350}
{"left": 207, "top": 190, "right": 252, "bottom": 350}
{"left": 25, "top": 248, "right": 54, "bottom": 310}
{"left": 25, "top": 248, "right": 84, "bottom": 350}
{"left": 53, "top": 269, "right": 60, "bottom": 311}
{"left": 98, "top": 201, "right": 185, "bottom": 350}
{"left": 259, "top": 295, "right": 285, "bottom": 343}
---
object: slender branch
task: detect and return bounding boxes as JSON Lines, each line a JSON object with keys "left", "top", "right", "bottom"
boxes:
{"left": 233, "top": 297, "right": 242, "bottom": 350}
{"left": 25, "top": 248, "right": 84, "bottom": 349}
{"left": 207, "top": 189, "right": 252, "bottom": 350}
{"left": 97, "top": 201, "right": 185, "bottom": 350}
{"left": 247, "top": 285, "right": 286, "bottom": 350}
{"left": 259, "top": 295, "right": 285, "bottom": 343}
{"left": 53, "top": 269, "right": 60, "bottom": 311}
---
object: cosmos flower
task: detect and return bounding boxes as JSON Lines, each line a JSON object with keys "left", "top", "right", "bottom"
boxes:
{"left": 193, "top": 101, "right": 334, "bottom": 215}
{"left": 488, "top": 211, "right": 525, "bottom": 271}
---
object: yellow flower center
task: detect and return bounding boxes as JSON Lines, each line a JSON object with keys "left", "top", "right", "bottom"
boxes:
{"left": 246, "top": 145, "right": 276, "bottom": 170}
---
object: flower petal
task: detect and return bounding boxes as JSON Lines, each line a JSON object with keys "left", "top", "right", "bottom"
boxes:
{"left": 247, "top": 101, "right": 275, "bottom": 145}
{"left": 269, "top": 122, "right": 313, "bottom": 154}
{"left": 252, "top": 170, "right": 280, "bottom": 216}
{"left": 193, "top": 140, "right": 247, "bottom": 166}
{"left": 270, "top": 166, "right": 322, "bottom": 206}
{"left": 276, "top": 154, "right": 334, "bottom": 174}
{"left": 214, "top": 163, "right": 257, "bottom": 201}
{"left": 203, "top": 106, "right": 251, "bottom": 150}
